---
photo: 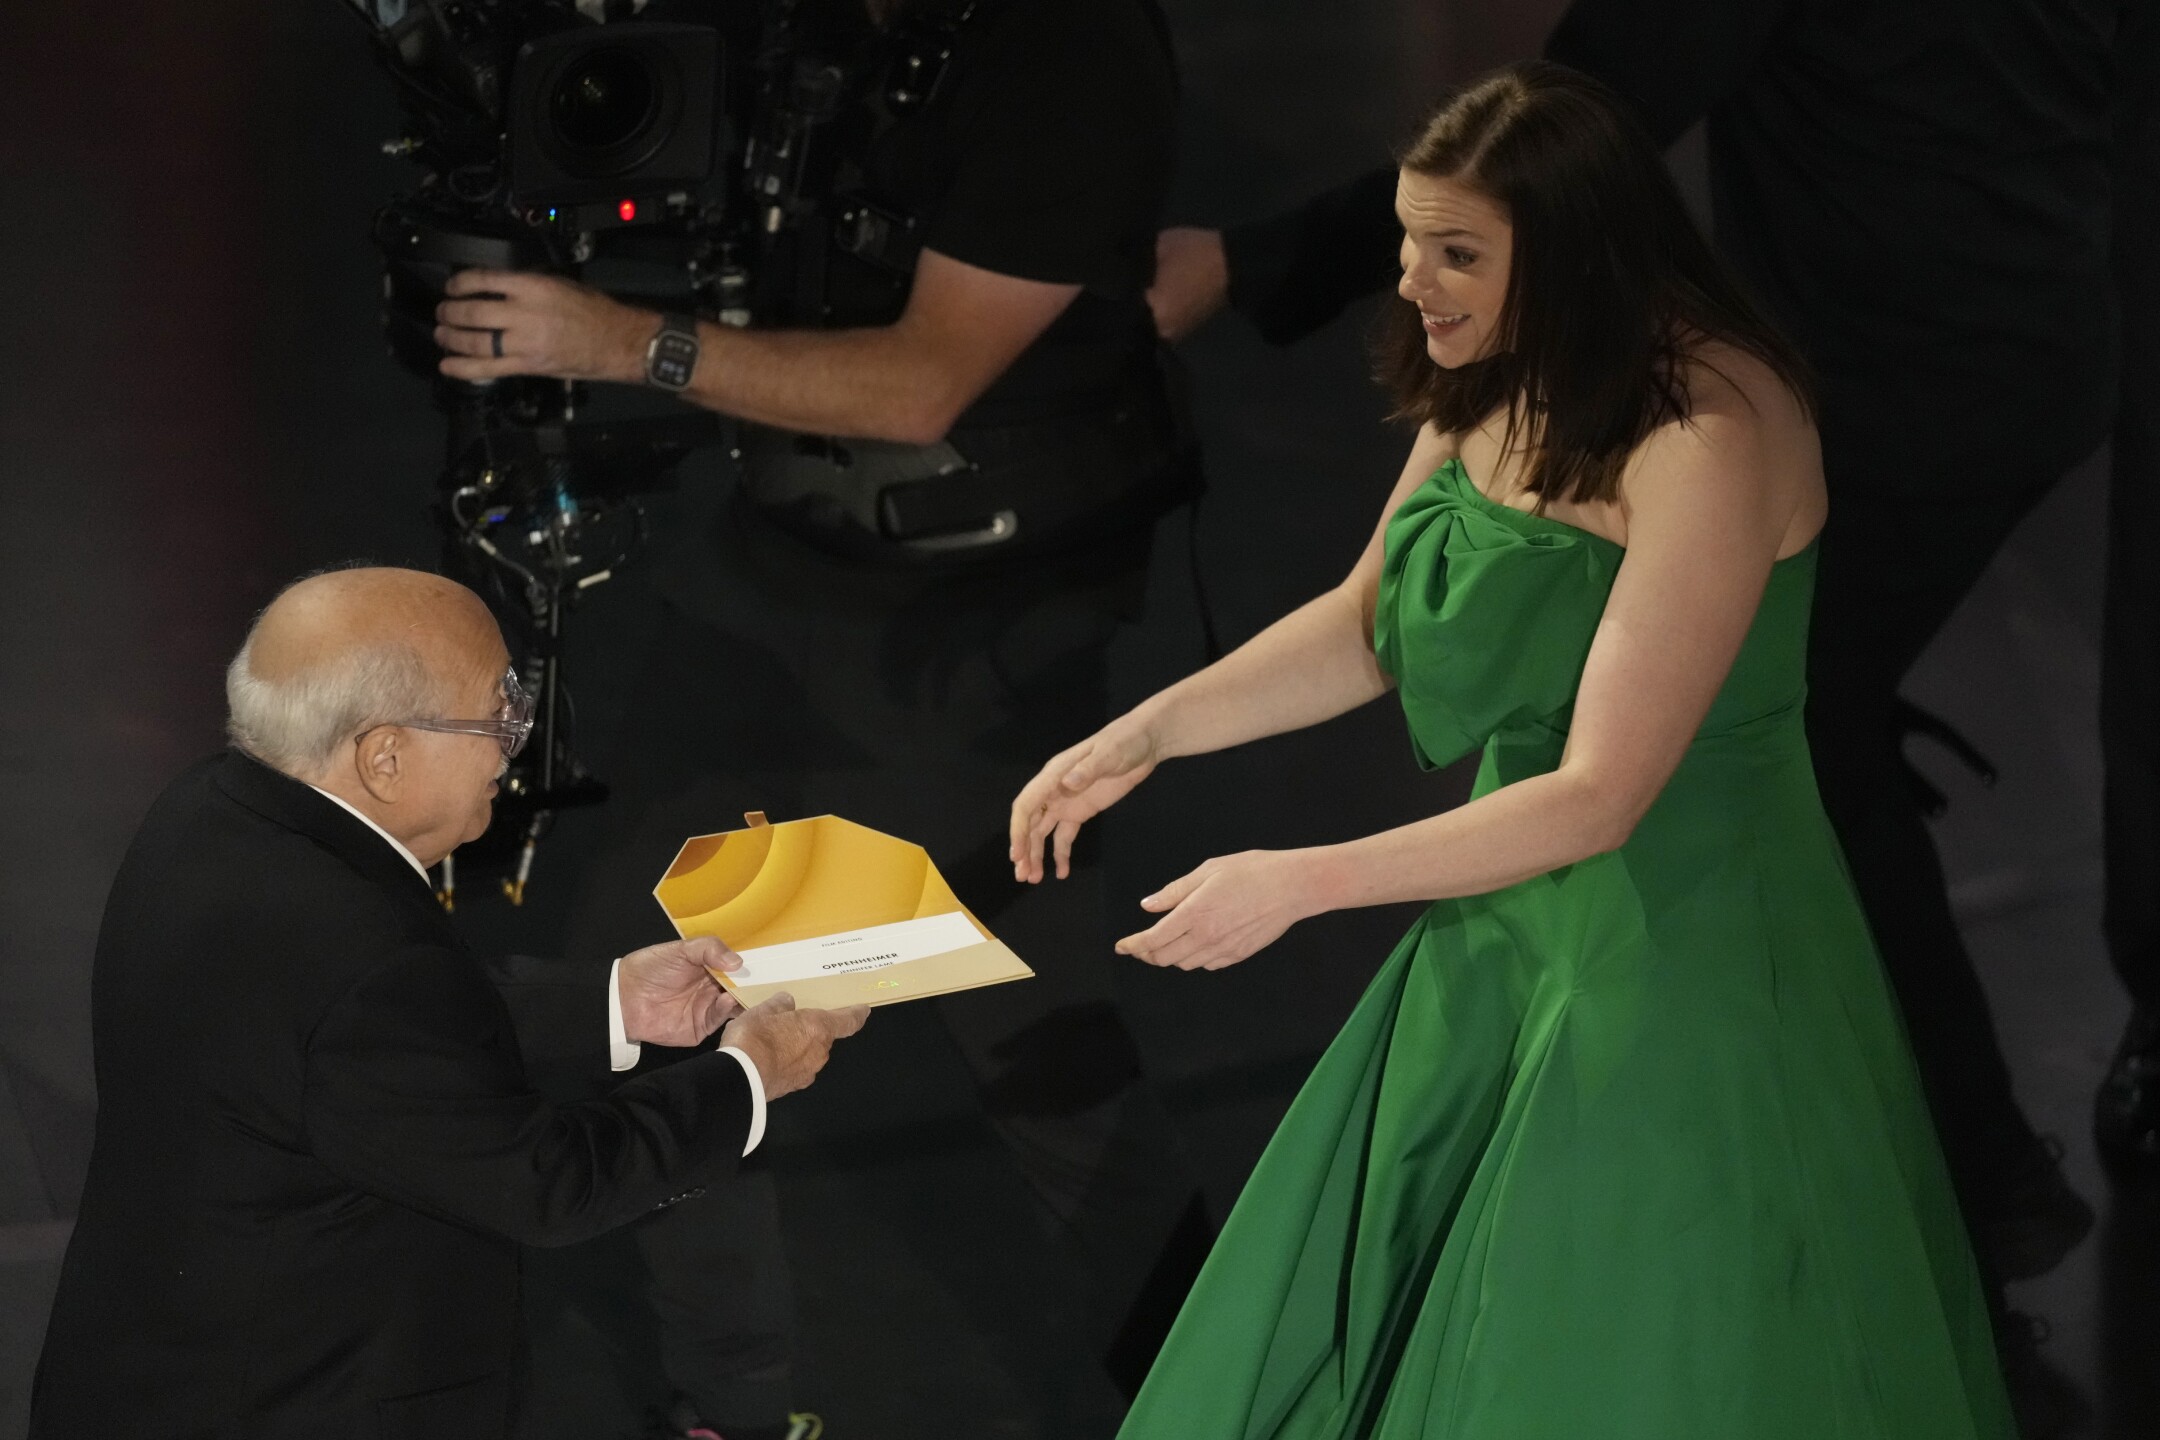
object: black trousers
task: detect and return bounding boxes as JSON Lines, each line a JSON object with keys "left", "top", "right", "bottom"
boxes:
{"left": 1806, "top": 467, "right": 2042, "bottom": 1227}
{"left": 1802, "top": 405, "right": 2113, "bottom": 1254}
{"left": 2103, "top": 400, "right": 2160, "bottom": 1016}
{"left": 2103, "top": 150, "right": 2160, "bottom": 1016}
{"left": 529, "top": 490, "right": 1208, "bottom": 1432}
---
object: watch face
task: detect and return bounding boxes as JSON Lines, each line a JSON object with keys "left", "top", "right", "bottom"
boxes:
{"left": 650, "top": 329, "right": 698, "bottom": 389}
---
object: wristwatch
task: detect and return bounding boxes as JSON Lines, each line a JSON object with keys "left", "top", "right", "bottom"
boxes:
{"left": 644, "top": 312, "right": 700, "bottom": 391}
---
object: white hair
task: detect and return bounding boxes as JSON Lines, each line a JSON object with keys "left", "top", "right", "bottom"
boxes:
{"left": 225, "top": 604, "right": 448, "bottom": 779}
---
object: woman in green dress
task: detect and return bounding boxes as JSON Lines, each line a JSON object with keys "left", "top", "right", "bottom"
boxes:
{"left": 1008, "top": 62, "right": 2012, "bottom": 1439}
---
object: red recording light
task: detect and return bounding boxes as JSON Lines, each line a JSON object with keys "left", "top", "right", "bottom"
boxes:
{"left": 618, "top": 199, "right": 637, "bottom": 223}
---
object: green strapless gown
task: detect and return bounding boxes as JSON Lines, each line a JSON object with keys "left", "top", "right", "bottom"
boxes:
{"left": 1117, "top": 459, "right": 2013, "bottom": 1439}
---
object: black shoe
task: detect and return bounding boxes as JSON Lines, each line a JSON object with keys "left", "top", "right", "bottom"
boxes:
{"left": 1995, "top": 1311, "right": 2093, "bottom": 1440}
{"left": 1978, "top": 1135, "right": 2095, "bottom": 1282}
{"left": 2095, "top": 1003, "right": 2160, "bottom": 1173}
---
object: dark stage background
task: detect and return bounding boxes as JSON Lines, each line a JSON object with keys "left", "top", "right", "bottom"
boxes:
{"left": 1, "top": 2, "right": 2152, "bottom": 1436}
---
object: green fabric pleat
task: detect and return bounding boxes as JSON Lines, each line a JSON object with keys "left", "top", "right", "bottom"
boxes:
{"left": 1119, "top": 460, "right": 2013, "bottom": 1439}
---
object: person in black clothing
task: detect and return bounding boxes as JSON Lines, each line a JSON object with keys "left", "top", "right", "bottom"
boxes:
{"left": 430, "top": 0, "right": 1210, "bottom": 1432}
{"left": 2095, "top": 0, "right": 2160, "bottom": 1169}
{"left": 1143, "top": 0, "right": 2152, "bottom": 1423}
{"left": 30, "top": 568, "right": 865, "bottom": 1440}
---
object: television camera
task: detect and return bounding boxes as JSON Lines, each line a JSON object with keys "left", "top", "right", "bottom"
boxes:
{"left": 344, "top": 0, "right": 945, "bottom": 903}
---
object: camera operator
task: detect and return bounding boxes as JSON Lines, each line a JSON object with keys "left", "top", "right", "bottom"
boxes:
{"left": 432, "top": 0, "right": 1211, "bottom": 1432}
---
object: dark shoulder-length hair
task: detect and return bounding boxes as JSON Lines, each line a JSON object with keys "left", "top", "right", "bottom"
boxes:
{"left": 1380, "top": 60, "right": 1813, "bottom": 507}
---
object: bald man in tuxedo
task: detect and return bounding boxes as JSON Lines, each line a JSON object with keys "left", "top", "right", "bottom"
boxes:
{"left": 31, "top": 568, "right": 866, "bottom": 1440}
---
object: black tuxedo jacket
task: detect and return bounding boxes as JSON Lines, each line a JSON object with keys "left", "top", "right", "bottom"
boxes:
{"left": 31, "top": 752, "right": 754, "bottom": 1439}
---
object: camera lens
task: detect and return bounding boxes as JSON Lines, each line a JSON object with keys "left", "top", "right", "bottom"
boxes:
{"left": 549, "top": 47, "right": 657, "bottom": 153}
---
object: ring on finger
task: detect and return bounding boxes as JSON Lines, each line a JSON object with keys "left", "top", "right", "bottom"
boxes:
{"left": 490, "top": 329, "right": 505, "bottom": 359}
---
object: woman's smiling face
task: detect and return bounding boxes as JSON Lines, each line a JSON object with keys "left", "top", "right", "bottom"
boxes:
{"left": 1395, "top": 168, "right": 1514, "bottom": 370}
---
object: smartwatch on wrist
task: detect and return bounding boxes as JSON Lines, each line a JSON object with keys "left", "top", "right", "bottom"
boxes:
{"left": 644, "top": 312, "right": 700, "bottom": 391}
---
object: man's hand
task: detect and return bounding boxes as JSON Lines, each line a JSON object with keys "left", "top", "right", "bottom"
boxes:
{"left": 1146, "top": 227, "right": 1230, "bottom": 342}
{"left": 618, "top": 936, "right": 743, "bottom": 1048}
{"left": 434, "top": 269, "right": 655, "bottom": 385}
{"left": 1115, "top": 850, "right": 1320, "bottom": 971}
{"left": 720, "top": 994, "right": 871, "bottom": 1101}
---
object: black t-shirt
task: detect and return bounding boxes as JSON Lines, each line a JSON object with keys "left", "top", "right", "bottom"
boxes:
{"left": 1553, "top": 0, "right": 2126, "bottom": 460}
{"left": 803, "top": 0, "right": 1179, "bottom": 428}
{"left": 1226, "top": 0, "right": 2141, "bottom": 467}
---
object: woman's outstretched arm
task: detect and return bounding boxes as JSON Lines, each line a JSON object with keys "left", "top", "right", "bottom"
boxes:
{"left": 1009, "top": 424, "right": 1457, "bottom": 882}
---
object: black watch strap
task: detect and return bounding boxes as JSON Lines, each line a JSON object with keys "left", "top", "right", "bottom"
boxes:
{"left": 645, "top": 312, "right": 700, "bottom": 391}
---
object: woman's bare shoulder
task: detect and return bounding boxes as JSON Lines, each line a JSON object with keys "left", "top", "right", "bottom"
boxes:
{"left": 1678, "top": 338, "right": 1811, "bottom": 437}
{"left": 1629, "top": 337, "right": 1823, "bottom": 551}
{"left": 1419, "top": 422, "right": 1466, "bottom": 463}
{"left": 1625, "top": 340, "right": 1817, "bottom": 480}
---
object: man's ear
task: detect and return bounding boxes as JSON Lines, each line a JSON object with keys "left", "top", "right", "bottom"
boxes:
{"left": 353, "top": 727, "right": 407, "bottom": 805}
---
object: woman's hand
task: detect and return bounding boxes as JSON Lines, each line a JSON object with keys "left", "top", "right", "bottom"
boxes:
{"left": 1116, "top": 850, "right": 1324, "bottom": 971}
{"left": 1010, "top": 714, "right": 1164, "bottom": 882}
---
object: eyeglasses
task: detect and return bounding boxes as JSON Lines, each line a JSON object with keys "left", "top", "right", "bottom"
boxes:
{"left": 393, "top": 667, "right": 537, "bottom": 759}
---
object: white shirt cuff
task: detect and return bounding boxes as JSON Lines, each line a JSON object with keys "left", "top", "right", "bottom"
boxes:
{"left": 717, "top": 1045, "right": 769, "bottom": 1157}
{"left": 606, "top": 957, "right": 641, "bottom": 1072}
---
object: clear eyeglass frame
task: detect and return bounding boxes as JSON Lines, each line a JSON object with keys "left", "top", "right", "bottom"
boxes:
{"left": 393, "top": 666, "right": 537, "bottom": 759}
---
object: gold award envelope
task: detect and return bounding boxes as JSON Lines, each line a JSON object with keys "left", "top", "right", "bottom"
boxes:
{"left": 655, "top": 812, "right": 1034, "bottom": 1009}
